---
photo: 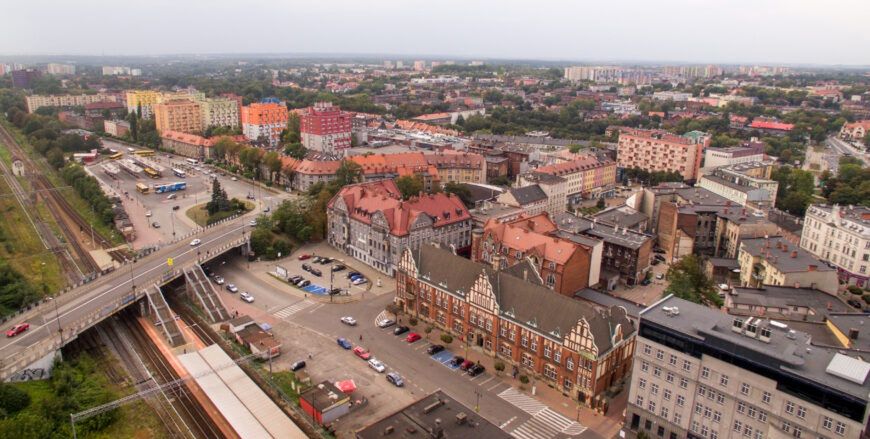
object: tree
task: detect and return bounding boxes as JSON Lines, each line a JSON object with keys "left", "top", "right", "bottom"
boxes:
{"left": 207, "top": 179, "right": 230, "bottom": 214}
{"left": 264, "top": 151, "right": 282, "bottom": 182}
{"left": 395, "top": 175, "right": 423, "bottom": 200}
{"left": 282, "top": 113, "right": 301, "bottom": 144}
{"left": 864, "top": 132, "right": 870, "bottom": 147}
{"left": 283, "top": 142, "right": 307, "bottom": 159}
{"left": 45, "top": 147, "right": 65, "bottom": 169}
{"left": 444, "top": 182, "right": 473, "bottom": 207}
{"left": 494, "top": 361, "right": 505, "bottom": 376}
{"left": 0, "top": 383, "right": 30, "bottom": 417}
{"left": 568, "top": 144, "right": 582, "bottom": 154}
{"left": 663, "top": 255, "right": 720, "bottom": 306}
{"left": 334, "top": 160, "right": 362, "bottom": 187}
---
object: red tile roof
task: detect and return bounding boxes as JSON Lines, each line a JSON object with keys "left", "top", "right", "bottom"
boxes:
{"left": 329, "top": 180, "right": 470, "bottom": 237}
{"left": 482, "top": 213, "right": 583, "bottom": 265}
{"left": 534, "top": 155, "right": 612, "bottom": 176}
{"left": 749, "top": 118, "right": 794, "bottom": 131}
{"left": 292, "top": 159, "right": 342, "bottom": 175}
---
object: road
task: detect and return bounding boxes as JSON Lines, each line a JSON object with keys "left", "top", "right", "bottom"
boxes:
{"left": 0, "top": 213, "right": 258, "bottom": 378}
{"left": 825, "top": 136, "right": 870, "bottom": 167}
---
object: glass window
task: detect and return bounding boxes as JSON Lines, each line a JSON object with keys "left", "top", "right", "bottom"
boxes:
{"left": 740, "top": 383, "right": 750, "bottom": 395}
{"left": 701, "top": 366, "right": 710, "bottom": 379}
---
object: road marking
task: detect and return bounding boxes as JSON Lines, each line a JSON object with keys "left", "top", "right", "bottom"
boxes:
{"left": 499, "top": 416, "right": 517, "bottom": 429}
{"left": 273, "top": 301, "right": 313, "bottom": 319}
{"left": 488, "top": 382, "right": 509, "bottom": 392}
{"left": 413, "top": 343, "right": 429, "bottom": 351}
{"left": 469, "top": 372, "right": 485, "bottom": 381}
{"left": 307, "top": 303, "right": 324, "bottom": 313}
{"left": 498, "top": 388, "right": 587, "bottom": 438}
{"left": 478, "top": 376, "right": 496, "bottom": 386}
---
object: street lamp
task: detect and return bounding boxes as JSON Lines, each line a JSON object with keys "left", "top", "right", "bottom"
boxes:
{"left": 47, "top": 296, "right": 63, "bottom": 344}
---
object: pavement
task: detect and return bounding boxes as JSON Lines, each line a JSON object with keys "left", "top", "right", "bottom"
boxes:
{"left": 202, "top": 247, "right": 628, "bottom": 439}
{"left": 826, "top": 136, "right": 870, "bottom": 167}
{"left": 609, "top": 261, "right": 668, "bottom": 306}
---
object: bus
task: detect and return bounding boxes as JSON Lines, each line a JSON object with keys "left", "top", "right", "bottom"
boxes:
{"left": 172, "top": 168, "right": 187, "bottom": 178}
{"left": 108, "top": 152, "right": 124, "bottom": 160}
{"left": 134, "top": 149, "right": 155, "bottom": 157}
{"left": 185, "top": 158, "right": 198, "bottom": 166}
{"left": 135, "top": 183, "right": 150, "bottom": 194}
{"left": 143, "top": 167, "right": 160, "bottom": 179}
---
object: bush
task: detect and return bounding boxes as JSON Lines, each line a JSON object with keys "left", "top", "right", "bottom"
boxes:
{"left": 385, "top": 303, "right": 401, "bottom": 316}
{"left": 408, "top": 317, "right": 418, "bottom": 326}
{"left": 494, "top": 361, "right": 505, "bottom": 375}
{"left": 847, "top": 285, "right": 864, "bottom": 296}
{"left": 519, "top": 375, "right": 530, "bottom": 384}
{"left": 440, "top": 333, "right": 453, "bottom": 344}
{"left": 863, "top": 293, "right": 870, "bottom": 304}
{"left": 0, "top": 383, "right": 30, "bottom": 416}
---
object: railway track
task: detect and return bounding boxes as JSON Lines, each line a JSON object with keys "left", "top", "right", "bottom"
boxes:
{"left": 118, "top": 310, "right": 225, "bottom": 439}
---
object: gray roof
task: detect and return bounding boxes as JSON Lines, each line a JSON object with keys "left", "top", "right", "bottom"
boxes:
{"left": 462, "top": 183, "right": 505, "bottom": 205}
{"left": 411, "top": 245, "right": 634, "bottom": 353}
{"left": 730, "top": 285, "right": 853, "bottom": 322}
{"left": 553, "top": 211, "right": 653, "bottom": 250}
{"left": 356, "top": 390, "right": 509, "bottom": 439}
{"left": 642, "top": 295, "right": 870, "bottom": 401}
{"left": 509, "top": 185, "right": 547, "bottom": 205}
{"left": 740, "top": 237, "right": 834, "bottom": 273}
{"left": 575, "top": 289, "right": 645, "bottom": 320}
{"left": 591, "top": 205, "right": 648, "bottom": 230}
{"left": 826, "top": 314, "right": 870, "bottom": 352}
{"left": 525, "top": 172, "right": 566, "bottom": 185}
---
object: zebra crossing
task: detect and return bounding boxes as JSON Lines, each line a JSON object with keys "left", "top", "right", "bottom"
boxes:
{"left": 272, "top": 301, "right": 313, "bottom": 319}
{"left": 498, "top": 388, "right": 587, "bottom": 438}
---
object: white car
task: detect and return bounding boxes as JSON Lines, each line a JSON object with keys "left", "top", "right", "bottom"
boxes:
{"left": 213, "top": 276, "right": 225, "bottom": 285}
{"left": 249, "top": 220, "right": 257, "bottom": 226}
{"left": 226, "top": 284, "right": 239, "bottom": 293}
{"left": 167, "top": 193, "right": 177, "bottom": 200}
{"left": 190, "top": 239, "right": 201, "bottom": 246}
{"left": 231, "top": 177, "right": 238, "bottom": 181}
{"left": 377, "top": 318, "right": 396, "bottom": 328}
{"left": 340, "top": 316, "right": 357, "bottom": 326}
{"left": 368, "top": 358, "right": 386, "bottom": 373}
{"left": 352, "top": 278, "right": 367, "bottom": 285}
{"left": 240, "top": 292, "right": 254, "bottom": 303}
{"left": 145, "top": 210, "right": 152, "bottom": 217}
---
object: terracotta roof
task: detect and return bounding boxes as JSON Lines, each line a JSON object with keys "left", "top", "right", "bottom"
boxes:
{"left": 534, "top": 155, "right": 612, "bottom": 176}
{"left": 160, "top": 131, "right": 246, "bottom": 148}
{"left": 749, "top": 118, "right": 794, "bottom": 131}
{"left": 329, "top": 180, "right": 470, "bottom": 237}
{"left": 84, "top": 101, "right": 125, "bottom": 110}
{"left": 482, "top": 214, "right": 584, "bottom": 265}
{"left": 292, "top": 159, "right": 341, "bottom": 175}
{"left": 394, "top": 120, "right": 460, "bottom": 136}
{"left": 412, "top": 112, "right": 452, "bottom": 121}
{"left": 843, "top": 120, "right": 870, "bottom": 130}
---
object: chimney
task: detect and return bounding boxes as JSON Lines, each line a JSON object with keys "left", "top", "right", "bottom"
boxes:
{"left": 523, "top": 269, "right": 528, "bottom": 282}
{"left": 808, "top": 264, "right": 817, "bottom": 272}
{"left": 790, "top": 250, "right": 797, "bottom": 258}
{"left": 849, "top": 328, "right": 860, "bottom": 340}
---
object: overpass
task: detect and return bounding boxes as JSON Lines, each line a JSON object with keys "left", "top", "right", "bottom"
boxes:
{"left": 0, "top": 214, "right": 254, "bottom": 381}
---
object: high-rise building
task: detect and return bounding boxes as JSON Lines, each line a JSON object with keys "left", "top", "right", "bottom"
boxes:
{"left": 300, "top": 102, "right": 352, "bottom": 154}
{"left": 125, "top": 90, "right": 161, "bottom": 119}
{"left": 240, "top": 101, "right": 288, "bottom": 147}
{"left": 25, "top": 93, "right": 119, "bottom": 113}
{"left": 45, "top": 63, "right": 76, "bottom": 75}
{"left": 11, "top": 69, "right": 41, "bottom": 89}
{"left": 153, "top": 99, "right": 203, "bottom": 134}
{"left": 625, "top": 295, "right": 869, "bottom": 439}
{"left": 413, "top": 60, "right": 426, "bottom": 71}
{"left": 617, "top": 128, "right": 710, "bottom": 182}
{"left": 200, "top": 97, "right": 239, "bottom": 129}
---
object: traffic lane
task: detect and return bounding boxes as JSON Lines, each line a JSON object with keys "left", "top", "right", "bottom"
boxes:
{"left": 209, "top": 257, "right": 297, "bottom": 313}
{"left": 0, "top": 220, "right": 252, "bottom": 353}
{"left": 291, "top": 295, "right": 530, "bottom": 428}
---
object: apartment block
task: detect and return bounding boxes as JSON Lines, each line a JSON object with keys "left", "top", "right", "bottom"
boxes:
{"left": 713, "top": 207, "right": 780, "bottom": 259}
{"left": 532, "top": 155, "right": 617, "bottom": 203}
{"left": 199, "top": 97, "right": 239, "bottom": 129}
{"left": 103, "top": 120, "right": 130, "bottom": 137}
{"left": 396, "top": 244, "right": 635, "bottom": 406}
{"left": 125, "top": 90, "right": 161, "bottom": 119}
{"left": 300, "top": 102, "right": 353, "bottom": 154}
{"left": 11, "top": 69, "right": 41, "bottom": 88}
{"left": 45, "top": 63, "right": 75, "bottom": 75}
{"left": 617, "top": 128, "right": 710, "bottom": 182}
{"left": 738, "top": 236, "right": 839, "bottom": 295}
{"left": 326, "top": 180, "right": 472, "bottom": 276}
{"left": 698, "top": 162, "right": 779, "bottom": 209}
{"left": 25, "top": 93, "right": 120, "bottom": 113}
{"left": 702, "top": 140, "right": 765, "bottom": 169}
{"left": 625, "top": 295, "right": 869, "bottom": 439}
{"left": 153, "top": 99, "right": 203, "bottom": 134}
{"left": 241, "top": 102, "right": 288, "bottom": 147}
{"left": 801, "top": 204, "right": 870, "bottom": 287}
{"left": 516, "top": 172, "right": 568, "bottom": 217}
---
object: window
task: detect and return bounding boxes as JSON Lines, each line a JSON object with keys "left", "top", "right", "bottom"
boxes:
{"left": 657, "top": 426, "right": 665, "bottom": 438}
{"left": 521, "top": 335, "right": 529, "bottom": 348}
{"left": 704, "top": 406, "right": 712, "bottom": 419}
{"left": 636, "top": 395, "right": 644, "bottom": 406}
{"left": 692, "top": 421, "right": 700, "bottom": 433}
{"left": 716, "top": 392, "right": 725, "bottom": 404}
{"left": 651, "top": 383, "right": 659, "bottom": 396}
{"left": 796, "top": 405, "right": 806, "bottom": 419}
{"left": 785, "top": 401, "right": 795, "bottom": 415}
{"left": 673, "top": 412, "right": 682, "bottom": 424}
{"left": 719, "top": 375, "right": 729, "bottom": 387}
{"left": 653, "top": 366, "right": 662, "bottom": 377}
{"left": 740, "top": 383, "right": 750, "bottom": 395}
{"left": 737, "top": 401, "right": 746, "bottom": 414}
{"left": 663, "top": 389, "right": 672, "bottom": 401}
{"left": 761, "top": 391, "right": 771, "bottom": 404}
{"left": 753, "top": 431, "right": 762, "bottom": 439}
{"left": 660, "top": 406, "right": 669, "bottom": 420}
{"left": 733, "top": 420, "right": 743, "bottom": 433}
{"left": 639, "top": 378, "right": 647, "bottom": 389}
{"left": 835, "top": 421, "right": 846, "bottom": 436}
{"left": 711, "top": 431, "right": 719, "bottom": 439}
{"left": 566, "top": 358, "right": 574, "bottom": 371}
{"left": 530, "top": 340, "right": 537, "bottom": 352}
{"left": 676, "top": 395, "right": 685, "bottom": 407}
{"left": 543, "top": 365, "right": 556, "bottom": 380}
{"left": 782, "top": 421, "right": 792, "bottom": 433}
{"left": 743, "top": 425, "right": 752, "bottom": 438}
{"left": 669, "top": 354, "right": 677, "bottom": 366}
{"left": 544, "top": 345, "right": 551, "bottom": 359}
{"left": 679, "top": 377, "right": 689, "bottom": 389}
{"left": 643, "top": 342, "right": 652, "bottom": 355}
{"left": 701, "top": 366, "right": 710, "bottom": 379}
{"left": 757, "top": 411, "right": 767, "bottom": 422}
{"left": 648, "top": 400, "right": 656, "bottom": 413}
{"left": 792, "top": 426, "right": 802, "bottom": 439}
{"left": 554, "top": 350, "right": 561, "bottom": 363}
{"left": 682, "top": 360, "right": 691, "bottom": 372}
{"left": 822, "top": 417, "right": 833, "bottom": 430}
{"left": 656, "top": 349, "right": 664, "bottom": 360}
{"left": 747, "top": 405, "right": 757, "bottom": 419}
{"left": 694, "top": 403, "right": 703, "bottom": 415}
{"left": 713, "top": 411, "right": 721, "bottom": 423}
{"left": 666, "top": 372, "right": 675, "bottom": 383}
{"left": 645, "top": 419, "right": 653, "bottom": 430}
{"left": 698, "top": 385, "right": 706, "bottom": 396}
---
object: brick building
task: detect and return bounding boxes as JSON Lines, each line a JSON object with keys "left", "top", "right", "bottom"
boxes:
{"left": 396, "top": 245, "right": 636, "bottom": 405}
{"left": 300, "top": 102, "right": 353, "bottom": 154}
{"left": 617, "top": 128, "right": 710, "bottom": 182}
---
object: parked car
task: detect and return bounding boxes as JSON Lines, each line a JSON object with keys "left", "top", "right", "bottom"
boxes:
{"left": 353, "top": 346, "right": 371, "bottom": 360}
{"left": 249, "top": 220, "right": 257, "bottom": 226}
{"left": 289, "top": 275, "right": 303, "bottom": 283}
{"left": 152, "top": 222, "right": 160, "bottom": 228}
{"left": 347, "top": 271, "right": 361, "bottom": 279}
{"left": 467, "top": 364, "right": 486, "bottom": 377}
{"left": 460, "top": 359, "right": 474, "bottom": 371}
{"left": 226, "top": 284, "right": 239, "bottom": 293}
{"left": 298, "top": 280, "right": 311, "bottom": 287}
{"left": 450, "top": 356, "right": 465, "bottom": 367}
{"left": 329, "top": 288, "right": 342, "bottom": 295}
{"left": 290, "top": 361, "right": 306, "bottom": 371}
{"left": 310, "top": 268, "right": 322, "bottom": 277}
{"left": 298, "top": 254, "right": 311, "bottom": 260}
{"left": 394, "top": 326, "right": 410, "bottom": 335}
{"left": 190, "top": 238, "right": 201, "bottom": 246}
{"left": 239, "top": 292, "right": 254, "bottom": 303}
{"left": 352, "top": 278, "right": 368, "bottom": 285}
{"left": 848, "top": 299, "right": 864, "bottom": 309}
{"left": 172, "top": 205, "right": 180, "bottom": 211}
{"left": 6, "top": 323, "right": 29, "bottom": 338}
{"left": 651, "top": 259, "right": 660, "bottom": 266}
{"left": 406, "top": 333, "right": 421, "bottom": 343}
{"left": 145, "top": 210, "right": 152, "bottom": 217}
{"left": 340, "top": 316, "right": 357, "bottom": 326}
{"left": 312, "top": 256, "right": 323, "bottom": 263}
{"left": 332, "top": 264, "right": 346, "bottom": 272}
{"left": 386, "top": 372, "right": 404, "bottom": 387}
{"left": 167, "top": 193, "right": 177, "bottom": 200}
{"left": 655, "top": 274, "right": 664, "bottom": 280}
{"left": 426, "top": 344, "right": 445, "bottom": 355}
{"left": 640, "top": 278, "right": 652, "bottom": 286}
{"left": 302, "top": 263, "right": 311, "bottom": 272}
{"left": 368, "top": 358, "right": 386, "bottom": 373}
{"left": 318, "top": 257, "right": 332, "bottom": 265}
{"left": 377, "top": 318, "right": 396, "bottom": 328}
{"left": 213, "top": 276, "right": 225, "bottom": 285}
{"left": 337, "top": 337, "right": 352, "bottom": 349}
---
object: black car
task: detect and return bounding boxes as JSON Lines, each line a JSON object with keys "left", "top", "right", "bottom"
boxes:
{"left": 426, "top": 344, "right": 445, "bottom": 355}
{"left": 467, "top": 364, "right": 485, "bottom": 377}
{"left": 290, "top": 360, "right": 306, "bottom": 371}
{"left": 172, "top": 205, "right": 180, "bottom": 210}
{"left": 848, "top": 299, "right": 864, "bottom": 309}
{"left": 332, "top": 264, "right": 346, "bottom": 272}
{"left": 319, "top": 257, "right": 332, "bottom": 265}
{"left": 393, "top": 325, "right": 410, "bottom": 335}
{"left": 450, "top": 356, "right": 464, "bottom": 367}
{"left": 310, "top": 268, "right": 322, "bottom": 277}
{"left": 302, "top": 263, "right": 311, "bottom": 272}
{"left": 329, "top": 288, "right": 342, "bottom": 295}
{"left": 202, "top": 266, "right": 214, "bottom": 277}
{"left": 640, "top": 278, "right": 652, "bottom": 286}
{"left": 347, "top": 271, "right": 361, "bottom": 279}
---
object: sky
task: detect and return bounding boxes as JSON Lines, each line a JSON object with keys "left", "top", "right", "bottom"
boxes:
{"left": 2, "top": 0, "right": 869, "bottom": 66}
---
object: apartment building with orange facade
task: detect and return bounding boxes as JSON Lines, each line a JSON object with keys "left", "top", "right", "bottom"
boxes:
{"left": 241, "top": 102, "right": 289, "bottom": 147}
{"left": 396, "top": 245, "right": 635, "bottom": 405}
{"left": 153, "top": 99, "right": 203, "bottom": 134}
{"left": 617, "top": 128, "right": 710, "bottom": 182}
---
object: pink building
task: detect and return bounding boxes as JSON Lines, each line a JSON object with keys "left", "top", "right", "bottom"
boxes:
{"left": 617, "top": 128, "right": 710, "bottom": 182}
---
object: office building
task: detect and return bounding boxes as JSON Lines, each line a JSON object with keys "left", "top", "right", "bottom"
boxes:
{"left": 11, "top": 69, "right": 41, "bottom": 88}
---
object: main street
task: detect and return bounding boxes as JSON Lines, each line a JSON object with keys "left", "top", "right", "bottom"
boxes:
{"left": 826, "top": 136, "right": 870, "bottom": 167}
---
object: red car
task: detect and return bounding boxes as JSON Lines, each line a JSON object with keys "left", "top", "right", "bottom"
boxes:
{"left": 6, "top": 323, "right": 29, "bottom": 337}
{"left": 406, "top": 333, "right": 421, "bottom": 343}
{"left": 353, "top": 346, "right": 371, "bottom": 360}
{"left": 298, "top": 254, "right": 311, "bottom": 260}
{"left": 460, "top": 359, "right": 474, "bottom": 371}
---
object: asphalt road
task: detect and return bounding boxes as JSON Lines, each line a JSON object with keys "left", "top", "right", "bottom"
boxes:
{"left": 826, "top": 136, "right": 870, "bottom": 167}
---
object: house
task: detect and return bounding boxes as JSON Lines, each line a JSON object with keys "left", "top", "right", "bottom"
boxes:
{"left": 738, "top": 236, "right": 839, "bottom": 295}
{"left": 299, "top": 381, "right": 351, "bottom": 426}
{"left": 497, "top": 185, "right": 548, "bottom": 216}
{"left": 233, "top": 324, "right": 281, "bottom": 360}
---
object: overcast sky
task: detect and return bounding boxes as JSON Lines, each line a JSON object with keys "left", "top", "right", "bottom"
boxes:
{"left": 2, "top": 0, "right": 868, "bottom": 66}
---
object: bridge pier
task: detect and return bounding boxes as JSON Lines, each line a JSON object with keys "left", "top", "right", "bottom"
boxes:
{"left": 5, "top": 349, "right": 61, "bottom": 382}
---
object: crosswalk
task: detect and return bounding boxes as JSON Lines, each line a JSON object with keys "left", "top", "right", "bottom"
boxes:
{"left": 272, "top": 301, "right": 313, "bottom": 319}
{"left": 498, "top": 388, "right": 587, "bottom": 438}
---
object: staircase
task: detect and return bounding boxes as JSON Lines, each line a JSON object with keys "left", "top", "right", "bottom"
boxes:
{"left": 183, "top": 265, "right": 230, "bottom": 323}
{"left": 146, "top": 285, "right": 185, "bottom": 347}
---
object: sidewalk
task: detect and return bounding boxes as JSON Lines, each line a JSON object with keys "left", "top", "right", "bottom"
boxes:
{"left": 422, "top": 325, "right": 627, "bottom": 438}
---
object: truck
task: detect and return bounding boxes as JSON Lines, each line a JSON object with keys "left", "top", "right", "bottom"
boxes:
{"left": 153, "top": 182, "right": 187, "bottom": 194}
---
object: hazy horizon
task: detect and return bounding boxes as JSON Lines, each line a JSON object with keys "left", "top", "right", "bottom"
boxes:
{"left": 2, "top": 0, "right": 868, "bottom": 66}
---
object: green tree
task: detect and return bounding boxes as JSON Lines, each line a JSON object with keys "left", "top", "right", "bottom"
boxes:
{"left": 207, "top": 179, "right": 230, "bottom": 214}
{"left": 0, "top": 382, "right": 31, "bottom": 417}
{"left": 264, "top": 151, "right": 282, "bottom": 182}
{"left": 663, "top": 255, "right": 720, "bottom": 306}
{"left": 444, "top": 181, "right": 473, "bottom": 207}
{"left": 395, "top": 175, "right": 423, "bottom": 200}
{"left": 128, "top": 112, "right": 138, "bottom": 141}
{"left": 282, "top": 113, "right": 301, "bottom": 144}
{"left": 283, "top": 142, "right": 307, "bottom": 159}
{"left": 334, "top": 160, "right": 362, "bottom": 187}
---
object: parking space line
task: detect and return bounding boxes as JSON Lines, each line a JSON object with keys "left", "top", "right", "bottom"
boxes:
{"left": 307, "top": 303, "right": 324, "bottom": 313}
{"left": 469, "top": 373, "right": 486, "bottom": 381}
{"left": 478, "top": 376, "right": 496, "bottom": 386}
{"left": 489, "top": 382, "right": 509, "bottom": 392}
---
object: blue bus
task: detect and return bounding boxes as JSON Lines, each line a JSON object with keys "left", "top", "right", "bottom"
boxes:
{"left": 154, "top": 182, "right": 187, "bottom": 194}
{"left": 172, "top": 168, "right": 187, "bottom": 178}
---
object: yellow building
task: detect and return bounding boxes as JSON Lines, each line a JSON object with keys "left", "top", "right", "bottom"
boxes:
{"left": 153, "top": 99, "right": 203, "bottom": 135}
{"left": 126, "top": 90, "right": 160, "bottom": 119}
{"left": 199, "top": 98, "right": 239, "bottom": 129}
